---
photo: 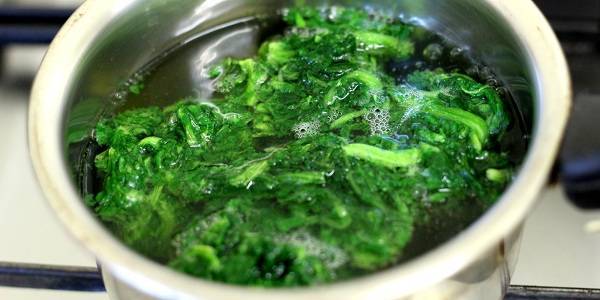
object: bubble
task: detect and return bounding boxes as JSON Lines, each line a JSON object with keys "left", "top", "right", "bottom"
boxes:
{"left": 112, "top": 91, "right": 128, "bottom": 102}
{"left": 327, "top": 6, "right": 341, "bottom": 21}
{"left": 486, "top": 78, "right": 499, "bottom": 87}
{"left": 365, "top": 112, "right": 375, "bottom": 121}
{"left": 449, "top": 47, "right": 464, "bottom": 58}
{"left": 495, "top": 87, "right": 507, "bottom": 96}
{"left": 423, "top": 43, "right": 444, "bottom": 61}
{"left": 475, "top": 151, "right": 490, "bottom": 161}
{"left": 293, "top": 120, "right": 321, "bottom": 139}
{"left": 202, "top": 183, "right": 214, "bottom": 195}
{"left": 412, "top": 185, "right": 431, "bottom": 207}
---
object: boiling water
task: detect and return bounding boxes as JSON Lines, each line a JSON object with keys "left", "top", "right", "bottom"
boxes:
{"left": 89, "top": 14, "right": 529, "bottom": 264}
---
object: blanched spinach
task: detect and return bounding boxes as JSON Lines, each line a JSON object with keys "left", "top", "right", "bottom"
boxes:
{"left": 89, "top": 6, "right": 515, "bottom": 286}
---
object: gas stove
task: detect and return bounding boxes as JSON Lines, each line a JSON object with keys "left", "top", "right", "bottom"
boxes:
{"left": 0, "top": 1, "right": 599, "bottom": 299}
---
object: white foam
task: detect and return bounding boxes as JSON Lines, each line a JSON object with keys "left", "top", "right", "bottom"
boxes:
{"left": 293, "top": 120, "right": 321, "bottom": 138}
{"left": 364, "top": 107, "right": 390, "bottom": 136}
{"left": 394, "top": 86, "right": 429, "bottom": 124}
{"left": 326, "top": 109, "right": 342, "bottom": 123}
{"left": 278, "top": 231, "right": 348, "bottom": 269}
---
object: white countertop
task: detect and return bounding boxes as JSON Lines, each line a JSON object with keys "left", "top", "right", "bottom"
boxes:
{"left": 1, "top": 44, "right": 599, "bottom": 299}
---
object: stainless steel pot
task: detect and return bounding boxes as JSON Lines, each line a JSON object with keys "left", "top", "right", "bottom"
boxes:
{"left": 28, "top": 0, "right": 571, "bottom": 299}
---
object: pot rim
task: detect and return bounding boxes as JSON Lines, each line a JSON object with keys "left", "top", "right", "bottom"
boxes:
{"left": 28, "top": 0, "right": 571, "bottom": 299}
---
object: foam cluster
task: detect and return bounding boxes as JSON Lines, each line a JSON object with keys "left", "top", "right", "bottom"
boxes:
{"left": 293, "top": 120, "right": 321, "bottom": 138}
{"left": 364, "top": 107, "right": 390, "bottom": 135}
{"left": 278, "top": 231, "right": 348, "bottom": 269}
{"left": 326, "top": 109, "right": 342, "bottom": 123}
{"left": 394, "top": 87, "right": 429, "bottom": 124}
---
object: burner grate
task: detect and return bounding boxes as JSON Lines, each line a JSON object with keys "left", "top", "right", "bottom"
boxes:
{"left": 506, "top": 285, "right": 600, "bottom": 300}
{"left": 1, "top": 262, "right": 600, "bottom": 299}
{"left": 0, "top": 262, "right": 104, "bottom": 292}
